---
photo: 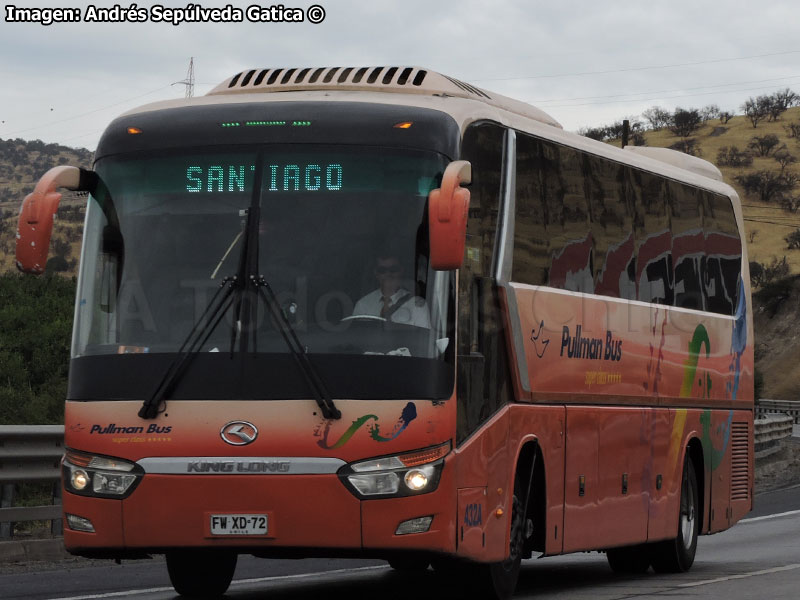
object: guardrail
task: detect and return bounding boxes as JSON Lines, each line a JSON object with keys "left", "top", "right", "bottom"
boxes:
{"left": 756, "top": 399, "right": 800, "bottom": 423}
{"left": 0, "top": 426, "right": 64, "bottom": 539}
{"left": 753, "top": 414, "right": 795, "bottom": 456}
{"left": 0, "top": 413, "right": 796, "bottom": 539}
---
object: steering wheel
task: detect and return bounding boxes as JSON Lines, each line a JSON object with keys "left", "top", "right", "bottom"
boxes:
{"left": 340, "top": 314, "right": 386, "bottom": 323}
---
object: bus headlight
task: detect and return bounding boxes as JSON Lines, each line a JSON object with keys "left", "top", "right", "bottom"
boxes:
{"left": 339, "top": 442, "right": 449, "bottom": 499}
{"left": 404, "top": 468, "right": 431, "bottom": 491}
{"left": 70, "top": 469, "right": 90, "bottom": 491}
{"left": 63, "top": 449, "right": 143, "bottom": 499}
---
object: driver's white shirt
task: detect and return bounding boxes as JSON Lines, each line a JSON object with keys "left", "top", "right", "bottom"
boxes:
{"left": 352, "top": 288, "right": 431, "bottom": 328}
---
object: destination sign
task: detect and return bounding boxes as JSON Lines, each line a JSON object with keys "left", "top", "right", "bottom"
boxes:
{"left": 185, "top": 163, "right": 343, "bottom": 193}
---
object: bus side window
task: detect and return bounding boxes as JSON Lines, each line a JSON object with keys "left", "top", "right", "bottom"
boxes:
{"left": 634, "top": 171, "right": 674, "bottom": 306}
{"left": 456, "top": 123, "right": 512, "bottom": 445}
{"left": 671, "top": 183, "right": 704, "bottom": 310}
{"left": 703, "top": 192, "right": 742, "bottom": 315}
{"left": 584, "top": 154, "right": 635, "bottom": 300}
{"left": 513, "top": 134, "right": 548, "bottom": 286}
{"left": 513, "top": 135, "right": 591, "bottom": 293}
{"left": 543, "top": 143, "right": 592, "bottom": 293}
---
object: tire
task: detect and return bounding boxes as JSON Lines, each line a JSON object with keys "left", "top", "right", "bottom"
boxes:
{"left": 650, "top": 454, "right": 699, "bottom": 573}
{"left": 606, "top": 545, "right": 650, "bottom": 574}
{"left": 166, "top": 549, "right": 238, "bottom": 598}
{"left": 470, "top": 480, "right": 526, "bottom": 600}
{"left": 388, "top": 557, "right": 430, "bottom": 571}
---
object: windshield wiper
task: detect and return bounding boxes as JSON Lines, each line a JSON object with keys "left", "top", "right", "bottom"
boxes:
{"left": 138, "top": 275, "right": 237, "bottom": 419}
{"left": 138, "top": 155, "right": 341, "bottom": 421}
{"left": 253, "top": 275, "right": 341, "bottom": 420}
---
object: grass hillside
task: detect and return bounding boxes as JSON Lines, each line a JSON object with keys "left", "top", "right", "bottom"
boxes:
{"left": 609, "top": 106, "right": 800, "bottom": 277}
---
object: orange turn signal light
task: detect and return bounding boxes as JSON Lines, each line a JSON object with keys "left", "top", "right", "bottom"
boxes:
{"left": 127, "top": 127, "right": 143, "bottom": 135}
{"left": 397, "top": 441, "right": 451, "bottom": 467}
{"left": 393, "top": 121, "right": 413, "bottom": 129}
{"left": 65, "top": 450, "right": 92, "bottom": 467}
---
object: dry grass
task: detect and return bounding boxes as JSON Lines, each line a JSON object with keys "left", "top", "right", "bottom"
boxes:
{"left": 612, "top": 107, "right": 800, "bottom": 274}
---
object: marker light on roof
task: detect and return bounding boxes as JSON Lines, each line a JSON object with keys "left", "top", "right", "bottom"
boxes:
{"left": 245, "top": 120, "right": 286, "bottom": 127}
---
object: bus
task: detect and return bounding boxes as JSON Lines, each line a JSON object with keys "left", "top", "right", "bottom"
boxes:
{"left": 17, "top": 66, "right": 753, "bottom": 600}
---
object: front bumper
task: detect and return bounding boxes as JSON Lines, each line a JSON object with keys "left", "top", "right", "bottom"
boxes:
{"left": 63, "top": 460, "right": 457, "bottom": 557}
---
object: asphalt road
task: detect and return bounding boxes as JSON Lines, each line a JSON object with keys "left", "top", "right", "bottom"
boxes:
{"left": 2, "top": 483, "right": 799, "bottom": 600}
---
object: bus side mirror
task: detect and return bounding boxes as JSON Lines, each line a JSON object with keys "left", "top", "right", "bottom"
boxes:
{"left": 428, "top": 160, "right": 471, "bottom": 271}
{"left": 16, "top": 166, "right": 89, "bottom": 274}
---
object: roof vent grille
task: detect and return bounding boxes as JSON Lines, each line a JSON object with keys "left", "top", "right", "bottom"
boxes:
{"left": 209, "top": 67, "right": 561, "bottom": 129}
{"left": 222, "top": 66, "right": 434, "bottom": 92}
{"left": 442, "top": 75, "right": 490, "bottom": 99}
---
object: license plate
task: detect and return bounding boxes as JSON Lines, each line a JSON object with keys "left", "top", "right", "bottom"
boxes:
{"left": 210, "top": 514, "right": 268, "bottom": 535}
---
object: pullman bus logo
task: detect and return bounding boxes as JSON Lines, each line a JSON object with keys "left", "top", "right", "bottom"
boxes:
{"left": 220, "top": 421, "right": 258, "bottom": 446}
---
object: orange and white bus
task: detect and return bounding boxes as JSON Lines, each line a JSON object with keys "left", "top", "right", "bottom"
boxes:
{"left": 17, "top": 66, "right": 753, "bottom": 600}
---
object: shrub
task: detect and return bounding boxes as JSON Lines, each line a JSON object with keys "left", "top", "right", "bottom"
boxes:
{"left": 669, "top": 138, "right": 700, "bottom": 156}
{"left": 786, "top": 228, "right": 800, "bottom": 249}
{"left": 717, "top": 146, "right": 753, "bottom": 167}
{"left": 747, "top": 134, "right": 782, "bottom": 157}
{"left": 735, "top": 170, "right": 797, "bottom": 204}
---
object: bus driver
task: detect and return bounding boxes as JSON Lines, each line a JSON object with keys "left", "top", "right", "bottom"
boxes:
{"left": 352, "top": 253, "right": 431, "bottom": 328}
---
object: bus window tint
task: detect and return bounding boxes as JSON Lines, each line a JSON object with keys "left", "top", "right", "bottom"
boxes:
{"left": 545, "top": 144, "right": 592, "bottom": 293}
{"left": 510, "top": 133, "right": 741, "bottom": 316}
{"left": 457, "top": 123, "right": 512, "bottom": 444}
{"left": 703, "top": 192, "right": 742, "bottom": 315}
{"left": 585, "top": 155, "right": 635, "bottom": 300}
{"left": 670, "top": 182, "right": 704, "bottom": 310}
{"left": 633, "top": 170, "right": 673, "bottom": 306}
{"left": 461, "top": 123, "right": 503, "bottom": 281}
{"left": 513, "top": 134, "right": 548, "bottom": 286}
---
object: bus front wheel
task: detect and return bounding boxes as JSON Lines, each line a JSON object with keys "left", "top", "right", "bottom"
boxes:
{"left": 472, "top": 479, "right": 525, "bottom": 600}
{"left": 650, "top": 454, "right": 699, "bottom": 573}
{"left": 166, "top": 549, "right": 238, "bottom": 598}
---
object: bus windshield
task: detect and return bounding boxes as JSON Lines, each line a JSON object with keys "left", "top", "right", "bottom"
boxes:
{"left": 71, "top": 145, "right": 455, "bottom": 400}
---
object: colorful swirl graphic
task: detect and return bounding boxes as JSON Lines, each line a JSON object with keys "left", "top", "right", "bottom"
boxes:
{"left": 680, "top": 324, "right": 710, "bottom": 398}
{"left": 316, "top": 402, "right": 418, "bottom": 449}
{"left": 701, "top": 409, "right": 733, "bottom": 471}
{"left": 728, "top": 280, "right": 747, "bottom": 400}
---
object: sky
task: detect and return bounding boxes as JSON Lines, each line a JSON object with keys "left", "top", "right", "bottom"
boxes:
{"left": 1, "top": 0, "right": 799, "bottom": 151}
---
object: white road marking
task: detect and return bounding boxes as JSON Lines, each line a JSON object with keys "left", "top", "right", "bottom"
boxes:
{"left": 678, "top": 563, "right": 800, "bottom": 587}
{"left": 47, "top": 588, "right": 173, "bottom": 600}
{"left": 47, "top": 565, "right": 390, "bottom": 600}
{"left": 231, "top": 565, "right": 388, "bottom": 585}
{"left": 740, "top": 509, "right": 800, "bottom": 523}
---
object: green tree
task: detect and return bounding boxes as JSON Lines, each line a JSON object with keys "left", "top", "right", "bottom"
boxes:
{"left": 0, "top": 274, "right": 75, "bottom": 425}
{"left": 642, "top": 106, "right": 671, "bottom": 130}
{"left": 669, "top": 108, "right": 702, "bottom": 138}
{"left": 742, "top": 96, "right": 770, "bottom": 128}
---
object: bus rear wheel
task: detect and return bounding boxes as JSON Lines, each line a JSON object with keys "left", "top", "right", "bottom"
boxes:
{"left": 166, "top": 549, "right": 238, "bottom": 598}
{"left": 650, "top": 454, "right": 699, "bottom": 573}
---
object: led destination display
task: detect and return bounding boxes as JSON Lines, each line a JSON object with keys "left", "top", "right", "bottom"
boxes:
{"left": 186, "top": 163, "right": 344, "bottom": 193}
